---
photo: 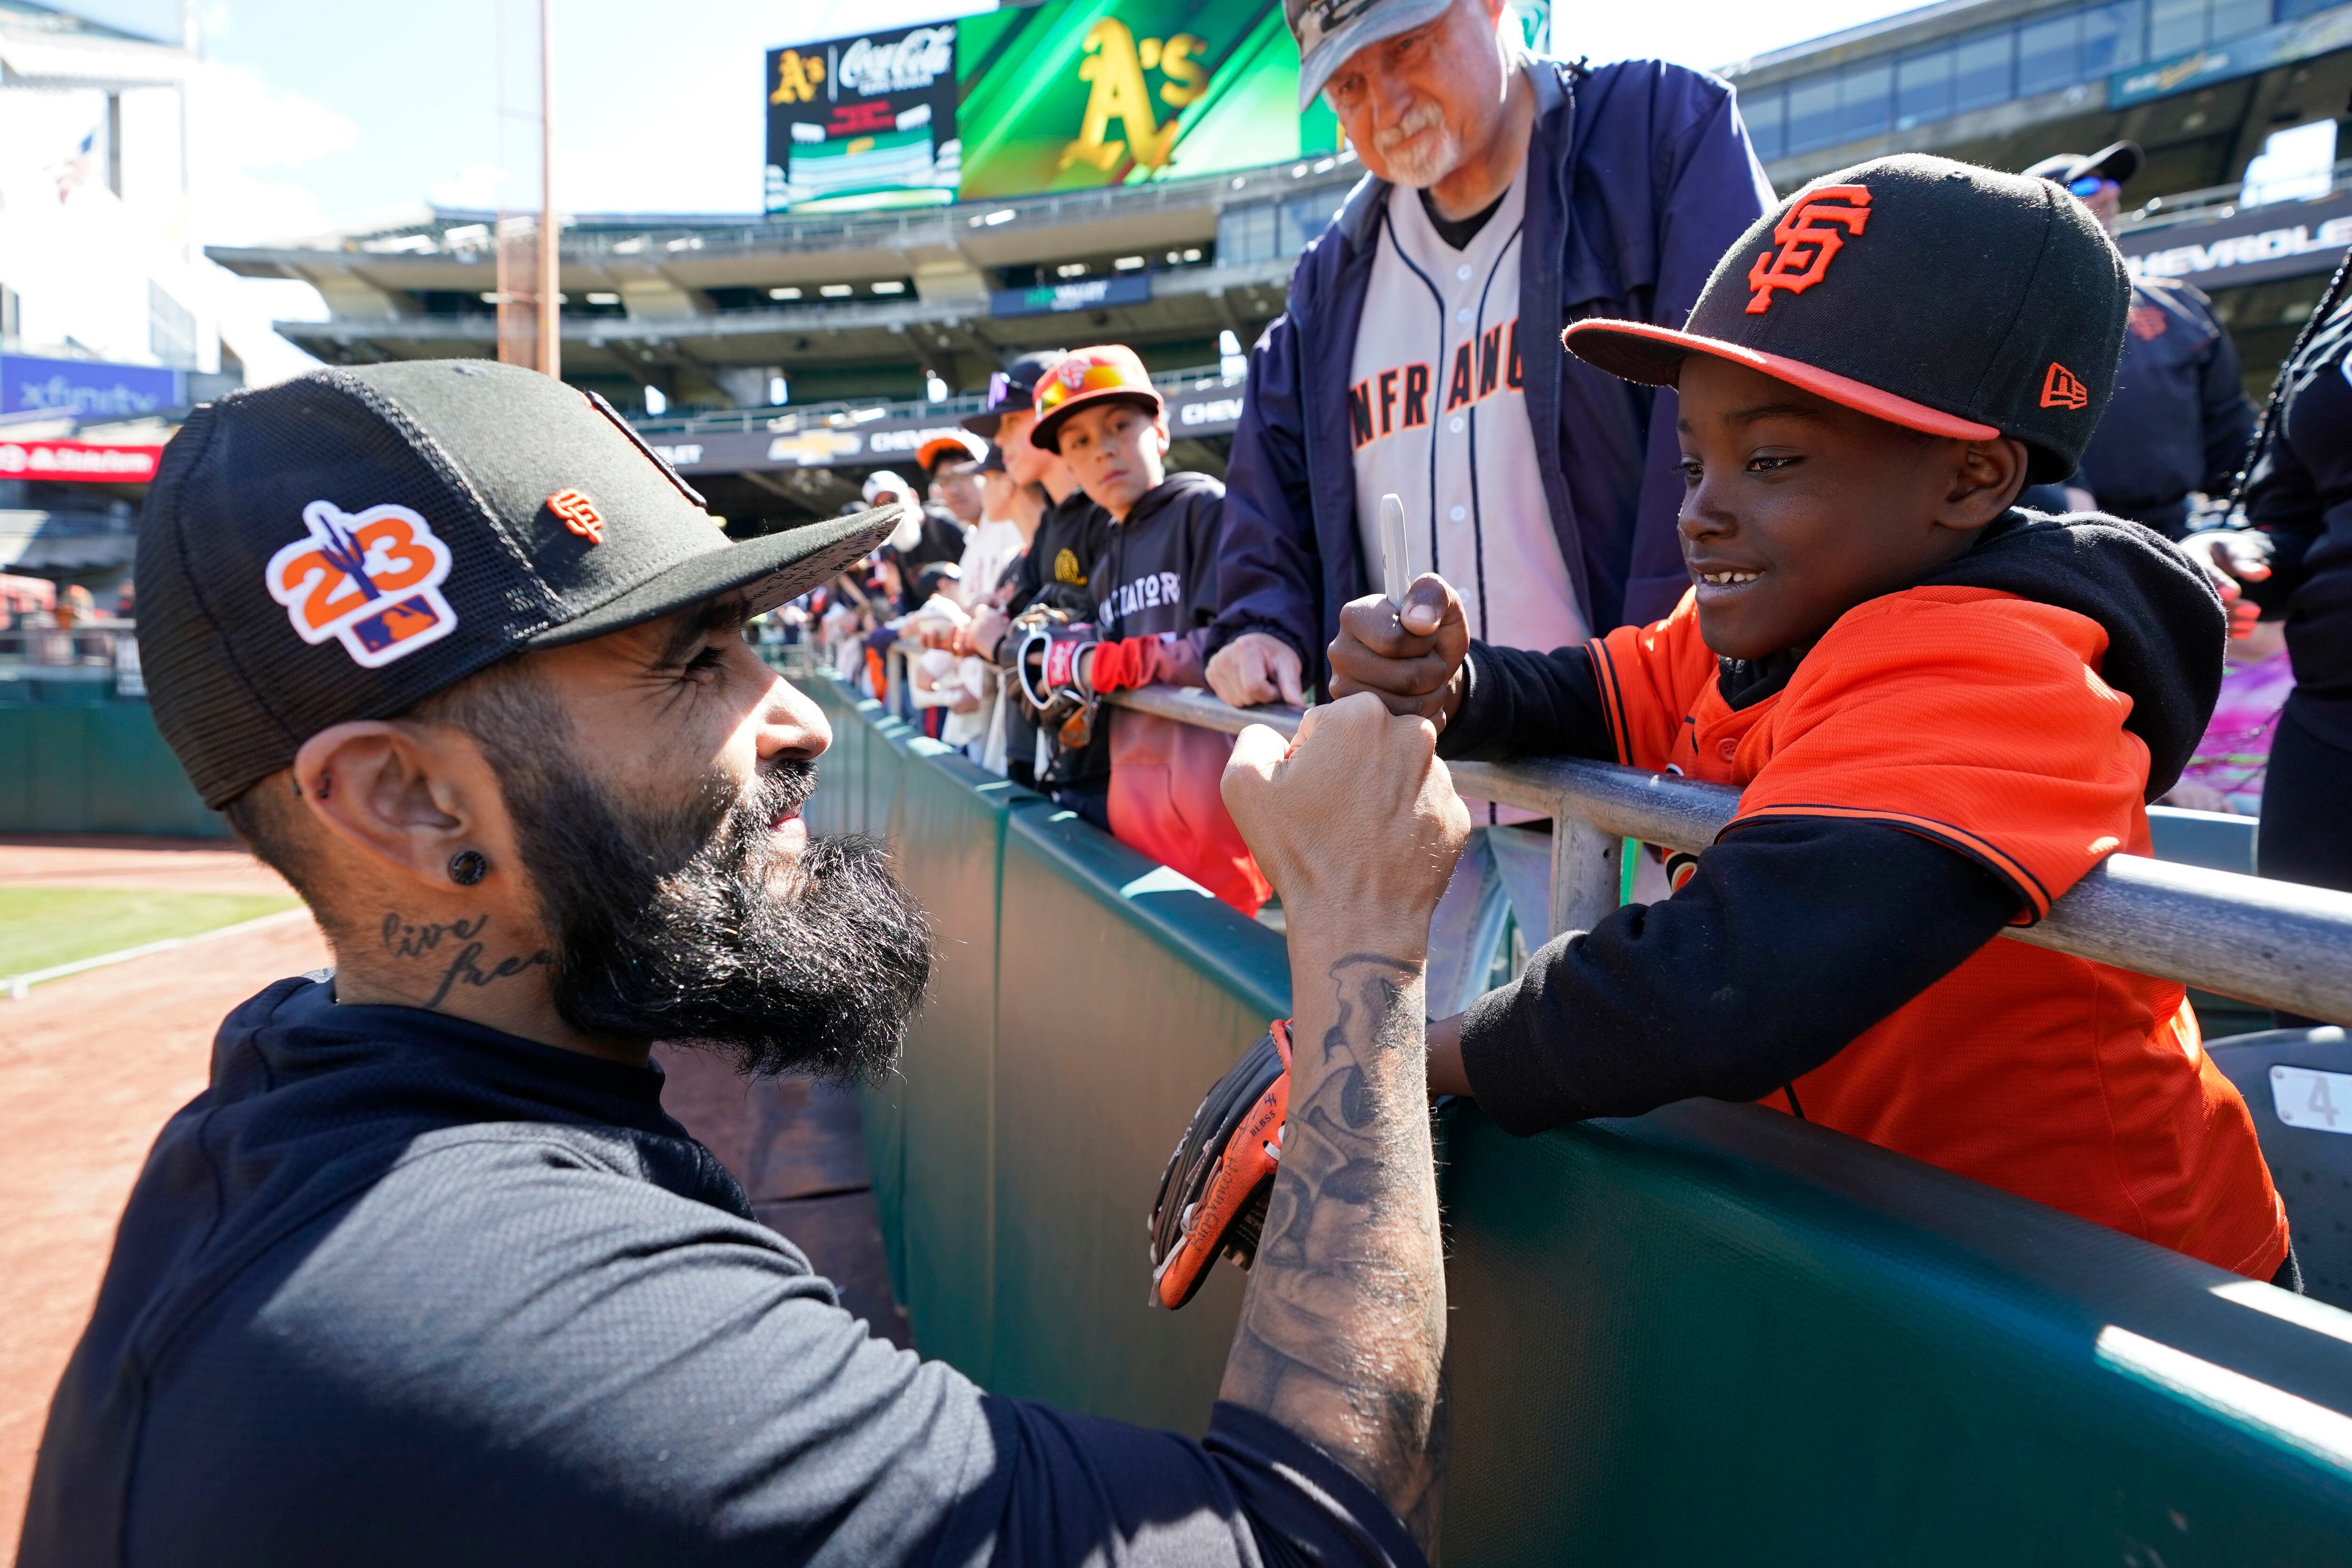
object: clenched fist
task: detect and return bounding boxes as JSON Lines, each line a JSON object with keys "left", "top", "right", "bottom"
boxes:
{"left": 1327, "top": 574, "right": 1470, "bottom": 730}
{"left": 1220, "top": 693, "right": 1469, "bottom": 947}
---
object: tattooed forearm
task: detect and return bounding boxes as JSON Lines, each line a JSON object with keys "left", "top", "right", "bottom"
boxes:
{"left": 381, "top": 911, "right": 552, "bottom": 1011}
{"left": 1219, "top": 949, "right": 1448, "bottom": 1553}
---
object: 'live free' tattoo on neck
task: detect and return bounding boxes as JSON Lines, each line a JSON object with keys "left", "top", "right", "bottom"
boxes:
{"left": 381, "top": 913, "right": 487, "bottom": 959}
{"left": 381, "top": 911, "right": 553, "bottom": 1011}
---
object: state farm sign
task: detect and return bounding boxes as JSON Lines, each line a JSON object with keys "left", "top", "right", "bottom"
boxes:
{"left": 0, "top": 439, "right": 162, "bottom": 483}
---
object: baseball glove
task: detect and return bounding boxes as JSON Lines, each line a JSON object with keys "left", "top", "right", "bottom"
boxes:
{"left": 1147, "top": 1020, "right": 1292, "bottom": 1310}
{"left": 1009, "top": 609, "right": 1101, "bottom": 745}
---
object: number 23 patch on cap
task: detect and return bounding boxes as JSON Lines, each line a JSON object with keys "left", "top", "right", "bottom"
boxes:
{"left": 265, "top": 500, "right": 459, "bottom": 668}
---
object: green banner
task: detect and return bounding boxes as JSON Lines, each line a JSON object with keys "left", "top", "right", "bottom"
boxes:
{"left": 956, "top": 0, "right": 1341, "bottom": 201}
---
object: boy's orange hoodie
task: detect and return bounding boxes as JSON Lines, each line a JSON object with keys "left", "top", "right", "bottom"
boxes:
{"left": 1446, "top": 510, "right": 2287, "bottom": 1280}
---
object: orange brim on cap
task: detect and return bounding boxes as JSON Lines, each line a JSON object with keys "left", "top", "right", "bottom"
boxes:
{"left": 1563, "top": 319, "right": 1999, "bottom": 441}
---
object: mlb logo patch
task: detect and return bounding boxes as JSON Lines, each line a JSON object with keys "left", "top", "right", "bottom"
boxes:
{"left": 264, "top": 500, "right": 460, "bottom": 668}
{"left": 350, "top": 595, "right": 447, "bottom": 654}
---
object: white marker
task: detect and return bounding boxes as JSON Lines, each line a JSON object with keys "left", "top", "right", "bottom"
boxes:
{"left": 1378, "top": 492, "right": 1412, "bottom": 609}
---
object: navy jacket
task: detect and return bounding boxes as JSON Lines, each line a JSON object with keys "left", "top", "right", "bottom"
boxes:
{"left": 1210, "top": 57, "right": 1774, "bottom": 682}
{"left": 2071, "top": 276, "right": 2257, "bottom": 538}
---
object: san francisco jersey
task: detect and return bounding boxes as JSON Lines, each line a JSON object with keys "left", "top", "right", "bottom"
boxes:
{"left": 1347, "top": 165, "right": 1586, "bottom": 658}
{"left": 1350, "top": 163, "right": 1584, "bottom": 822}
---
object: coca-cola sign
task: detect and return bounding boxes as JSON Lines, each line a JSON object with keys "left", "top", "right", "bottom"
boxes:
{"left": 834, "top": 27, "right": 955, "bottom": 94}
{"left": 766, "top": 22, "right": 961, "bottom": 214}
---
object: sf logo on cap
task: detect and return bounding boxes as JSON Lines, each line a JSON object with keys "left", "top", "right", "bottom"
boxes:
{"left": 548, "top": 488, "right": 604, "bottom": 542}
{"left": 264, "top": 500, "right": 458, "bottom": 668}
{"left": 1747, "top": 185, "right": 1872, "bottom": 314}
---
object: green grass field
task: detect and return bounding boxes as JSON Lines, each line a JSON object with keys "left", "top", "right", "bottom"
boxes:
{"left": 0, "top": 888, "right": 302, "bottom": 981}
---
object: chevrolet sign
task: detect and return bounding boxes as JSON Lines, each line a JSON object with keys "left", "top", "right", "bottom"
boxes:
{"left": 2119, "top": 192, "right": 2352, "bottom": 292}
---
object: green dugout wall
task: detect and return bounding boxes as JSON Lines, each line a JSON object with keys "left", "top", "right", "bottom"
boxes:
{"left": 800, "top": 671, "right": 2352, "bottom": 1565}
{"left": 0, "top": 696, "right": 228, "bottom": 837}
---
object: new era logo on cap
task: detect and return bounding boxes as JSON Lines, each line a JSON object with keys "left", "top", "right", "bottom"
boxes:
{"left": 2040, "top": 362, "right": 2090, "bottom": 410}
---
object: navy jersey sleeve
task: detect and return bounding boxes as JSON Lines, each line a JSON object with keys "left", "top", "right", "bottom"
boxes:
{"left": 105, "top": 1140, "right": 1422, "bottom": 1568}
{"left": 1212, "top": 310, "right": 1323, "bottom": 664}
{"left": 1184, "top": 478, "right": 1229, "bottom": 629}
{"left": 1437, "top": 640, "right": 1618, "bottom": 763}
{"left": 1456, "top": 818, "right": 2019, "bottom": 1132}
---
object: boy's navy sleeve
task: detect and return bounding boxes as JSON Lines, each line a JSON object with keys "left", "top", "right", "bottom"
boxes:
{"left": 1437, "top": 641, "right": 1619, "bottom": 764}
{"left": 1212, "top": 309, "right": 1323, "bottom": 665}
{"left": 1456, "top": 817, "right": 2019, "bottom": 1131}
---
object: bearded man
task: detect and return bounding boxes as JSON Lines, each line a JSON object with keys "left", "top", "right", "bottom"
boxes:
{"left": 19, "top": 363, "right": 1466, "bottom": 1567}
{"left": 1207, "top": 0, "right": 1772, "bottom": 1012}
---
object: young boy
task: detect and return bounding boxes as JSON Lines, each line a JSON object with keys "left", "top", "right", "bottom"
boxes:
{"left": 1029, "top": 345, "right": 1270, "bottom": 914}
{"left": 1331, "top": 155, "right": 2290, "bottom": 1282}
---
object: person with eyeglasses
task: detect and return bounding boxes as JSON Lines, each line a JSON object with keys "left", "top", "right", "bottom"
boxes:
{"left": 2024, "top": 142, "right": 2258, "bottom": 541}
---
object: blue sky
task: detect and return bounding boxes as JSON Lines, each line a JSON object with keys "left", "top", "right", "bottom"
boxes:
{"left": 56, "top": 0, "right": 1926, "bottom": 231}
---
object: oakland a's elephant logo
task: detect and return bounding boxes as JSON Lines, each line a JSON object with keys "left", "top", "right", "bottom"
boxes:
{"left": 264, "top": 500, "right": 459, "bottom": 669}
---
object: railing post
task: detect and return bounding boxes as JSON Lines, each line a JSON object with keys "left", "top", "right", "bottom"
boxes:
{"left": 1548, "top": 812, "right": 1622, "bottom": 941}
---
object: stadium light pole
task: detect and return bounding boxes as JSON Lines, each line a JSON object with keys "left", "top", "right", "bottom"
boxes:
{"left": 538, "top": 0, "right": 559, "bottom": 381}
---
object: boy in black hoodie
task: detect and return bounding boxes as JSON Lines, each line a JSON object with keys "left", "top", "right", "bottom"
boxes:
{"left": 1030, "top": 346, "right": 1269, "bottom": 913}
{"left": 1326, "top": 156, "right": 2289, "bottom": 1280}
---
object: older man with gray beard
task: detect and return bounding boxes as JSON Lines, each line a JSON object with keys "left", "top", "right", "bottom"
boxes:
{"left": 1207, "top": 0, "right": 1772, "bottom": 1012}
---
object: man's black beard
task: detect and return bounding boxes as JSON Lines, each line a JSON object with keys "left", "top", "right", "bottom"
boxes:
{"left": 500, "top": 755, "right": 931, "bottom": 1081}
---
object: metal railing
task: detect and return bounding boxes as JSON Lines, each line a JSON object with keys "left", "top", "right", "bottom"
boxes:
{"left": 1104, "top": 684, "right": 2352, "bottom": 1026}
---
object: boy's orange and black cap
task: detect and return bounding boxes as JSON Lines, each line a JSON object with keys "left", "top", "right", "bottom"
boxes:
{"left": 1028, "top": 345, "right": 1165, "bottom": 454}
{"left": 1565, "top": 154, "right": 2129, "bottom": 483}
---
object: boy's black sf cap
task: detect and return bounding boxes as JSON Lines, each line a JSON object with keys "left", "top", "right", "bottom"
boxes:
{"left": 138, "top": 359, "right": 899, "bottom": 809}
{"left": 1565, "top": 153, "right": 2129, "bottom": 483}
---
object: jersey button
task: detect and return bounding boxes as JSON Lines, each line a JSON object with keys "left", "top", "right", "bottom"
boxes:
{"left": 1455, "top": 263, "right": 1473, "bottom": 280}
{"left": 1450, "top": 505, "right": 1466, "bottom": 521}
{"left": 1456, "top": 307, "right": 1472, "bottom": 324}
{"left": 1716, "top": 738, "right": 1739, "bottom": 762}
{"left": 1448, "top": 415, "right": 1465, "bottom": 433}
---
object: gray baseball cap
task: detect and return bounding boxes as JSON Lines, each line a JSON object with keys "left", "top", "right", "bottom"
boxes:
{"left": 137, "top": 360, "right": 898, "bottom": 808}
{"left": 1287, "top": 0, "right": 1453, "bottom": 109}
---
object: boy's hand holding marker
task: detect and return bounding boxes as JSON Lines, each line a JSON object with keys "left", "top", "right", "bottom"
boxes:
{"left": 1329, "top": 492, "right": 1473, "bottom": 730}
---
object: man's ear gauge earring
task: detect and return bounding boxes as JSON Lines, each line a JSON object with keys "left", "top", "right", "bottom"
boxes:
{"left": 448, "top": 850, "right": 489, "bottom": 886}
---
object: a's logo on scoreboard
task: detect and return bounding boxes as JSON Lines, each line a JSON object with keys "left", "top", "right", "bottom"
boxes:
{"left": 264, "top": 500, "right": 458, "bottom": 669}
{"left": 1059, "top": 19, "right": 1210, "bottom": 173}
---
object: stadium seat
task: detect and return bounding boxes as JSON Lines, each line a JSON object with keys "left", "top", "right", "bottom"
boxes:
{"left": 2207, "top": 1026, "right": 2352, "bottom": 1309}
